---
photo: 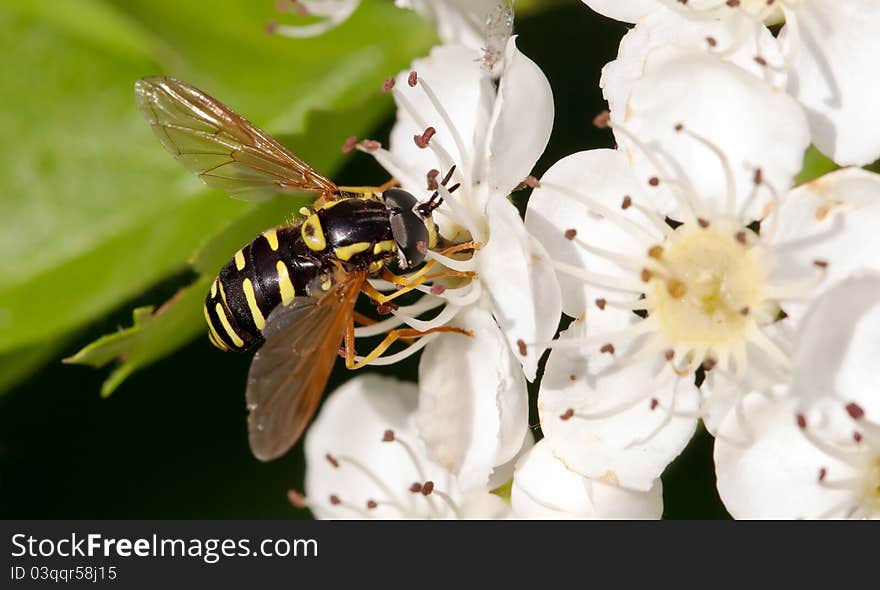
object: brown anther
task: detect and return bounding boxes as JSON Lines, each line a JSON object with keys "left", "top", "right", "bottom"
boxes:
{"left": 726, "top": 0, "right": 741, "bottom": 6}
{"left": 753, "top": 168, "right": 764, "bottom": 185}
{"left": 641, "top": 269, "right": 653, "bottom": 282}
{"left": 421, "top": 481, "right": 435, "bottom": 496}
{"left": 697, "top": 218, "right": 710, "bottom": 228}
{"left": 667, "top": 278, "right": 687, "bottom": 299}
{"left": 600, "top": 343, "right": 615, "bottom": 354}
{"left": 754, "top": 56, "right": 768, "bottom": 67}
{"left": 701, "top": 358, "right": 717, "bottom": 371}
{"left": 593, "top": 110, "right": 611, "bottom": 128}
{"left": 650, "top": 398, "right": 659, "bottom": 410}
{"left": 523, "top": 175, "right": 541, "bottom": 188}
{"left": 516, "top": 339, "right": 528, "bottom": 356}
{"left": 325, "top": 453, "right": 339, "bottom": 468}
{"left": 382, "top": 77, "right": 395, "bottom": 93}
{"left": 564, "top": 228, "right": 577, "bottom": 240}
{"left": 360, "top": 139, "right": 381, "bottom": 152}
{"left": 408, "top": 71, "right": 418, "bottom": 87}
{"left": 845, "top": 403, "right": 865, "bottom": 420}
{"left": 414, "top": 127, "right": 436, "bottom": 149}
{"left": 342, "top": 135, "right": 358, "bottom": 153}
{"left": 265, "top": 20, "right": 279, "bottom": 34}
{"left": 595, "top": 298, "right": 607, "bottom": 310}
{"left": 329, "top": 495, "right": 341, "bottom": 505}
{"left": 664, "top": 349, "right": 675, "bottom": 361}
{"left": 813, "top": 259, "right": 829, "bottom": 269}
{"left": 740, "top": 307, "right": 750, "bottom": 316}
{"left": 559, "top": 408, "right": 575, "bottom": 421}
{"left": 648, "top": 177, "right": 661, "bottom": 187}
{"left": 569, "top": 374, "right": 577, "bottom": 382}
{"left": 621, "top": 195, "right": 633, "bottom": 210}
{"left": 818, "top": 467, "right": 827, "bottom": 482}
{"left": 382, "top": 429, "right": 395, "bottom": 442}
{"left": 706, "top": 36, "right": 718, "bottom": 47}
{"left": 366, "top": 500, "right": 378, "bottom": 509}
{"left": 409, "top": 482, "right": 423, "bottom": 493}
{"left": 674, "top": 123, "right": 684, "bottom": 132}
{"left": 796, "top": 414, "right": 807, "bottom": 429}
{"left": 426, "top": 168, "right": 440, "bottom": 190}
{"left": 287, "top": 489, "right": 308, "bottom": 509}
{"left": 430, "top": 284, "right": 446, "bottom": 295}
{"left": 854, "top": 431, "right": 863, "bottom": 444}
{"left": 735, "top": 231, "right": 748, "bottom": 245}
{"left": 648, "top": 245, "right": 664, "bottom": 259}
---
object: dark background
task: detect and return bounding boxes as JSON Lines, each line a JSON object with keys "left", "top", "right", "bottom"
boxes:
{"left": 0, "top": 4, "right": 729, "bottom": 519}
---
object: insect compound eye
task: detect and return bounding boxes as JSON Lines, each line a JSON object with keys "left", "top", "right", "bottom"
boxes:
{"left": 385, "top": 189, "right": 429, "bottom": 269}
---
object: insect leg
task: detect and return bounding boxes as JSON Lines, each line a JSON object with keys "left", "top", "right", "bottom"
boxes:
{"left": 344, "top": 326, "right": 472, "bottom": 370}
{"left": 336, "top": 178, "right": 400, "bottom": 196}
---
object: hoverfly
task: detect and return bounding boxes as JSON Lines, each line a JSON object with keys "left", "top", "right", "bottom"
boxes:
{"left": 134, "top": 77, "right": 472, "bottom": 461}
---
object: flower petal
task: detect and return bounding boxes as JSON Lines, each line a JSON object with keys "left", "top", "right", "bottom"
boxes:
{"left": 484, "top": 36, "right": 555, "bottom": 198}
{"left": 764, "top": 168, "right": 880, "bottom": 324}
{"left": 538, "top": 319, "right": 699, "bottom": 491}
{"left": 304, "top": 375, "right": 455, "bottom": 519}
{"left": 396, "top": 0, "right": 509, "bottom": 53}
{"left": 580, "top": 0, "right": 659, "bottom": 23}
{"left": 389, "top": 44, "right": 495, "bottom": 195}
{"left": 782, "top": 0, "right": 880, "bottom": 165}
{"left": 480, "top": 196, "right": 562, "bottom": 380}
{"left": 525, "top": 149, "right": 661, "bottom": 317}
{"left": 511, "top": 439, "right": 663, "bottom": 519}
{"left": 623, "top": 47, "right": 810, "bottom": 220}
{"left": 416, "top": 305, "right": 529, "bottom": 489}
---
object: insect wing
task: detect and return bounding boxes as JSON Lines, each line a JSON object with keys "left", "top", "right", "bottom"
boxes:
{"left": 245, "top": 272, "right": 364, "bottom": 461}
{"left": 134, "top": 77, "right": 338, "bottom": 201}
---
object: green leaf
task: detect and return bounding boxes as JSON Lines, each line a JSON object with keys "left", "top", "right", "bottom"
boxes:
{"left": 0, "top": 0, "right": 432, "bottom": 377}
{"left": 795, "top": 145, "right": 839, "bottom": 185}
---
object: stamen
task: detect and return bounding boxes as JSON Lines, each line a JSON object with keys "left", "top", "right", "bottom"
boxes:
{"left": 676, "top": 123, "right": 738, "bottom": 219}
{"left": 424, "top": 249, "right": 479, "bottom": 272}
{"left": 546, "top": 258, "right": 645, "bottom": 294}
{"left": 334, "top": 454, "right": 409, "bottom": 513}
{"left": 353, "top": 334, "right": 437, "bottom": 366}
{"left": 354, "top": 297, "right": 444, "bottom": 337}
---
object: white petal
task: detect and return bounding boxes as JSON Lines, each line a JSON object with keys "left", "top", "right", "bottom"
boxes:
{"left": 782, "top": 0, "right": 880, "bottom": 165}
{"left": 397, "top": 0, "right": 507, "bottom": 52}
{"left": 480, "top": 196, "right": 562, "bottom": 380}
{"left": 389, "top": 44, "right": 495, "bottom": 195}
{"left": 274, "top": 0, "right": 360, "bottom": 38}
{"left": 488, "top": 429, "right": 535, "bottom": 491}
{"left": 715, "top": 394, "right": 858, "bottom": 519}
{"left": 416, "top": 305, "right": 529, "bottom": 489}
{"left": 458, "top": 490, "right": 513, "bottom": 519}
{"left": 580, "top": 0, "right": 659, "bottom": 23}
{"left": 623, "top": 47, "right": 810, "bottom": 220}
{"left": 304, "top": 375, "right": 455, "bottom": 519}
{"left": 538, "top": 319, "right": 699, "bottom": 491}
{"left": 511, "top": 439, "right": 663, "bottom": 519}
{"left": 602, "top": 9, "right": 786, "bottom": 118}
{"left": 525, "top": 149, "right": 661, "bottom": 317}
{"left": 484, "top": 36, "right": 555, "bottom": 198}
{"left": 788, "top": 273, "right": 880, "bottom": 417}
{"left": 764, "top": 168, "right": 880, "bottom": 324}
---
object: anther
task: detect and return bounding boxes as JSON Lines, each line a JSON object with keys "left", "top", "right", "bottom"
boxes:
{"left": 426, "top": 168, "right": 440, "bottom": 190}
{"left": 359, "top": 139, "right": 381, "bottom": 152}
{"left": 414, "top": 127, "right": 436, "bottom": 149}
{"left": 326, "top": 453, "right": 340, "bottom": 468}
{"left": 523, "top": 175, "right": 541, "bottom": 188}
{"left": 408, "top": 71, "right": 418, "bottom": 87}
{"left": 796, "top": 414, "right": 807, "bottom": 429}
{"left": 564, "top": 228, "right": 577, "bottom": 240}
{"left": 382, "top": 429, "right": 395, "bottom": 442}
{"left": 726, "top": 0, "right": 741, "bottom": 6}
{"left": 560, "top": 408, "right": 575, "bottom": 421}
{"left": 596, "top": 298, "right": 607, "bottom": 310}
{"left": 665, "top": 349, "right": 675, "bottom": 361}
{"left": 621, "top": 195, "right": 632, "bottom": 210}
{"left": 754, "top": 56, "right": 768, "bottom": 67}
{"left": 706, "top": 36, "right": 718, "bottom": 47}
{"left": 674, "top": 123, "right": 684, "bottom": 132}
{"left": 648, "top": 245, "right": 664, "bottom": 259}
{"left": 735, "top": 231, "right": 748, "bottom": 245}
{"left": 854, "top": 432, "right": 863, "bottom": 444}
{"left": 813, "top": 259, "right": 829, "bottom": 269}
{"left": 382, "top": 77, "right": 395, "bottom": 93}
{"left": 409, "top": 482, "right": 423, "bottom": 493}
{"left": 516, "top": 339, "right": 528, "bottom": 356}
{"left": 421, "top": 481, "right": 435, "bottom": 495}
{"left": 846, "top": 403, "right": 865, "bottom": 420}
{"left": 342, "top": 136, "right": 358, "bottom": 153}
{"left": 667, "top": 278, "right": 687, "bottom": 298}
{"left": 697, "top": 218, "right": 710, "bottom": 228}
{"left": 266, "top": 20, "right": 279, "bottom": 34}
{"left": 702, "top": 358, "right": 717, "bottom": 371}
{"left": 641, "top": 269, "right": 653, "bottom": 282}
{"left": 366, "top": 499, "right": 378, "bottom": 509}
{"left": 287, "top": 489, "right": 308, "bottom": 509}
{"left": 650, "top": 398, "right": 659, "bottom": 410}
{"left": 648, "top": 177, "right": 661, "bottom": 187}
{"left": 593, "top": 110, "right": 611, "bottom": 129}
{"left": 600, "top": 343, "right": 615, "bottom": 354}
{"left": 818, "top": 467, "right": 827, "bottom": 482}
{"left": 753, "top": 168, "right": 764, "bottom": 185}
{"left": 569, "top": 374, "right": 577, "bottom": 381}
{"left": 329, "top": 495, "right": 341, "bottom": 505}
{"left": 740, "top": 307, "right": 750, "bottom": 316}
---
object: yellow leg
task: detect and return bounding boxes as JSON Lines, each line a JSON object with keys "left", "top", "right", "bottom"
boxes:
{"left": 344, "top": 326, "right": 472, "bottom": 370}
{"left": 337, "top": 178, "right": 400, "bottom": 197}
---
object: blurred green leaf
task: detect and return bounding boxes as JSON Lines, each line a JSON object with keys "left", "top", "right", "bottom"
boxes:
{"left": 0, "top": 0, "right": 432, "bottom": 386}
{"left": 795, "top": 145, "right": 839, "bottom": 185}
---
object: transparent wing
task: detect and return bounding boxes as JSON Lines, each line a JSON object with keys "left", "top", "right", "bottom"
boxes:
{"left": 245, "top": 272, "right": 365, "bottom": 461}
{"left": 134, "top": 76, "right": 338, "bottom": 201}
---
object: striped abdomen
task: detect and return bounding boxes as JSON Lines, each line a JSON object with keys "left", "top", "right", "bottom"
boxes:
{"left": 204, "top": 226, "right": 323, "bottom": 352}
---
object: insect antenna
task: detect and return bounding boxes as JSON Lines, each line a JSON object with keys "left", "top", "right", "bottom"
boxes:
{"left": 419, "top": 165, "right": 458, "bottom": 216}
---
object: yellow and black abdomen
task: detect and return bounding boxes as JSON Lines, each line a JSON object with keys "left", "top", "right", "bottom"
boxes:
{"left": 204, "top": 197, "right": 399, "bottom": 352}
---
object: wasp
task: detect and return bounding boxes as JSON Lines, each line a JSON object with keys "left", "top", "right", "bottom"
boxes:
{"left": 134, "top": 77, "right": 473, "bottom": 461}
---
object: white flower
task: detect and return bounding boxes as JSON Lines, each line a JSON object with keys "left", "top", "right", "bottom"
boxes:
{"left": 716, "top": 274, "right": 880, "bottom": 519}
{"left": 299, "top": 374, "right": 516, "bottom": 519}
{"left": 525, "top": 50, "right": 880, "bottom": 490}
{"left": 511, "top": 439, "right": 664, "bottom": 519}
{"left": 353, "top": 37, "right": 560, "bottom": 488}
{"left": 587, "top": 0, "right": 880, "bottom": 166}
